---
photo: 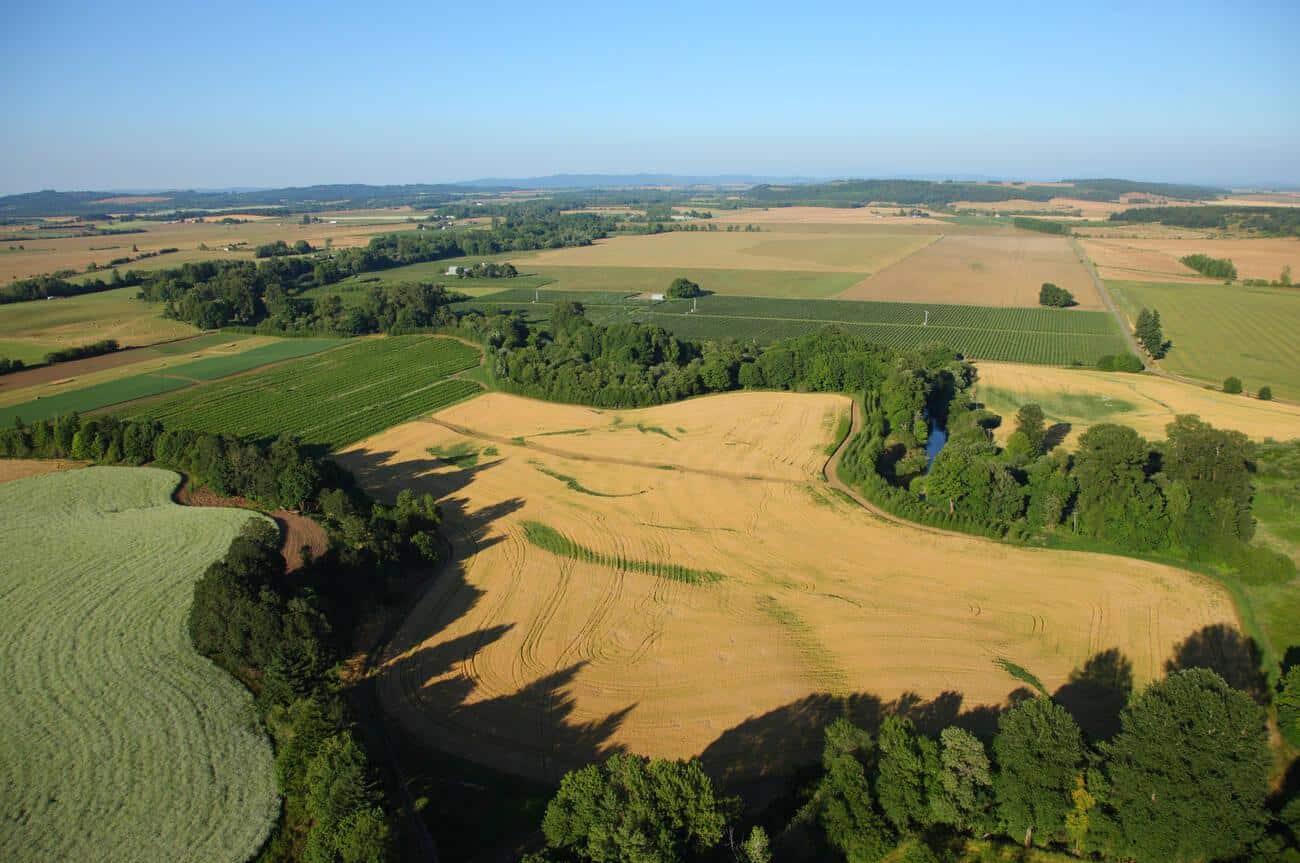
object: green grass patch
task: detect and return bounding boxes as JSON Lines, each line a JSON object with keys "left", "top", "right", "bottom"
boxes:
{"left": 0, "top": 286, "right": 196, "bottom": 352}
{"left": 520, "top": 520, "right": 721, "bottom": 584}
{"left": 993, "top": 656, "right": 1049, "bottom": 696}
{"left": 0, "top": 467, "right": 277, "bottom": 861}
{"left": 530, "top": 462, "right": 644, "bottom": 498}
{"left": 152, "top": 332, "right": 252, "bottom": 354}
{"left": 634, "top": 422, "right": 676, "bottom": 439}
{"left": 132, "top": 336, "right": 481, "bottom": 450}
{"left": 824, "top": 407, "right": 852, "bottom": 455}
{"left": 1107, "top": 279, "right": 1300, "bottom": 401}
{"left": 979, "top": 385, "right": 1136, "bottom": 423}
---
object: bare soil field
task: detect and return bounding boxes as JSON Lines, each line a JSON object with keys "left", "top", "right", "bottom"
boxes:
{"left": 339, "top": 392, "right": 1235, "bottom": 781}
{"left": 839, "top": 233, "right": 1101, "bottom": 308}
{"left": 974, "top": 361, "right": 1300, "bottom": 447}
{"left": 527, "top": 229, "right": 935, "bottom": 275}
{"left": 177, "top": 484, "right": 329, "bottom": 572}
{"left": 1082, "top": 237, "right": 1300, "bottom": 283}
{"left": 0, "top": 458, "right": 81, "bottom": 484}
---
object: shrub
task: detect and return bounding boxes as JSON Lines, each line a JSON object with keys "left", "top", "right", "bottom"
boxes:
{"left": 1223, "top": 376, "right": 1243, "bottom": 394}
{"left": 1257, "top": 385, "right": 1272, "bottom": 401}
{"left": 1096, "top": 353, "right": 1143, "bottom": 372}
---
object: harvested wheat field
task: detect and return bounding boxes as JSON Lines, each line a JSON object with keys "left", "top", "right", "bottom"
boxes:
{"left": 339, "top": 392, "right": 1235, "bottom": 782}
{"left": 1082, "top": 236, "right": 1300, "bottom": 283}
{"left": 0, "top": 458, "right": 81, "bottom": 484}
{"left": 839, "top": 233, "right": 1101, "bottom": 308}
{"left": 713, "top": 206, "right": 951, "bottom": 226}
{"left": 527, "top": 229, "right": 935, "bottom": 274}
{"left": 974, "top": 362, "right": 1300, "bottom": 447}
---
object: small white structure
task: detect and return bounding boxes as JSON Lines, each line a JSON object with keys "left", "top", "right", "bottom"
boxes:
{"left": 445, "top": 265, "right": 461, "bottom": 276}
{"left": 649, "top": 293, "right": 666, "bottom": 302}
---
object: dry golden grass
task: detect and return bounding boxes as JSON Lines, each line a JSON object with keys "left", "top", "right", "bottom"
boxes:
{"left": 1081, "top": 237, "right": 1300, "bottom": 283}
{"left": 339, "top": 392, "right": 1235, "bottom": 780}
{"left": 713, "top": 206, "right": 950, "bottom": 226}
{"left": 974, "top": 361, "right": 1300, "bottom": 447}
{"left": 839, "top": 233, "right": 1102, "bottom": 308}
{"left": 1217, "top": 194, "right": 1300, "bottom": 208}
{"left": 526, "top": 230, "right": 934, "bottom": 274}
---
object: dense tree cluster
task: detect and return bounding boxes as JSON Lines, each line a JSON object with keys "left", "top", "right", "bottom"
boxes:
{"left": 1015, "top": 217, "right": 1072, "bottom": 236}
{"left": 667, "top": 276, "right": 703, "bottom": 298}
{"left": 1180, "top": 253, "right": 1238, "bottom": 280}
{"left": 256, "top": 239, "right": 314, "bottom": 258}
{"left": 454, "top": 261, "right": 518, "bottom": 278}
{"left": 1112, "top": 205, "right": 1300, "bottom": 237}
{"left": 535, "top": 668, "right": 1282, "bottom": 863}
{"left": 1037, "top": 282, "right": 1076, "bottom": 307}
{"left": 1134, "top": 307, "right": 1167, "bottom": 358}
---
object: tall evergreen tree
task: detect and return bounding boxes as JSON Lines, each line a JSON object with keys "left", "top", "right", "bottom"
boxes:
{"left": 875, "top": 716, "right": 937, "bottom": 834}
{"left": 993, "top": 697, "right": 1085, "bottom": 847}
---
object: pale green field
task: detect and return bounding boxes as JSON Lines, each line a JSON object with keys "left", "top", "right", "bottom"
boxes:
{"left": 0, "top": 286, "right": 197, "bottom": 354}
{"left": 0, "top": 467, "right": 278, "bottom": 863}
{"left": 530, "top": 265, "right": 866, "bottom": 298}
{"left": 1107, "top": 280, "right": 1300, "bottom": 401}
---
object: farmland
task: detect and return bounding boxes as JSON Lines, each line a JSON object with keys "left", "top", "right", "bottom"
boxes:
{"left": 1081, "top": 236, "right": 1300, "bottom": 283}
{"left": 0, "top": 467, "right": 277, "bottom": 862}
{"left": 0, "top": 285, "right": 198, "bottom": 362}
{"left": 457, "top": 288, "right": 1129, "bottom": 365}
{"left": 973, "top": 361, "right": 1300, "bottom": 447}
{"left": 338, "top": 391, "right": 1235, "bottom": 781}
{"left": 0, "top": 336, "right": 340, "bottom": 425}
{"left": 529, "top": 264, "right": 865, "bottom": 299}
{"left": 135, "top": 335, "right": 482, "bottom": 449}
{"left": 1106, "top": 280, "right": 1300, "bottom": 401}
{"left": 837, "top": 232, "right": 1102, "bottom": 309}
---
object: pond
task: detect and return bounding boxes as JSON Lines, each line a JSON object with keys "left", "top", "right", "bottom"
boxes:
{"left": 924, "top": 417, "right": 948, "bottom": 472}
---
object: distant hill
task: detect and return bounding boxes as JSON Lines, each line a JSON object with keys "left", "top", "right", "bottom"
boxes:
{"left": 457, "top": 173, "right": 819, "bottom": 189}
{"left": 742, "top": 178, "right": 1227, "bottom": 208}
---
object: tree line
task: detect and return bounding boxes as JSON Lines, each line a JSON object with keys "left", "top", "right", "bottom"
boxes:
{"left": 0, "top": 268, "right": 143, "bottom": 304}
{"left": 1180, "top": 253, "right": 1238, "bottom": 280}
{"left": 1112, "top": 205, "right": 1300, "bottom": 237}
{"left": 525, "top": 664, "right": 1298, "bottom": 863}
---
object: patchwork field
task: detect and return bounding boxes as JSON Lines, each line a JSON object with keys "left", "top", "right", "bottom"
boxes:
{"left": 0, "top": 467, "right": 277, "bottom": 862}
{"left": 838, "top": 233, "right": 1102, "bottom": 309}
{"left": 1106, "top": 280, "right": 1300, "bottom": 401}
{"left": 1082, "top": 236, "right": 1300, "bottom": 283}
{"left": 0, "top": 336, "right": 341, "bottom": 425}
{"left": 459, "top": 289, "right": 1129, "bottom": 366}
{"left": 339, "top": 392, "right": 1235, "bottom": 781}
{"left": 974, "top": 361, "right": 1300, "bottom": 447}
{"left": 135, "top": 335, "right": 482, "bottom": 449}
{"left": 0, "top": 286, "right": 198, "bottom": 361}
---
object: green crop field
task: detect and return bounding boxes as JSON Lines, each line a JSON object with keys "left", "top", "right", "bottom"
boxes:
{"left": 1107, "top": 280, "right": 1300, "bottom": 401}
{"left": 0, "top": 337, "right": 341, "bottom": 425}
{"left": 135, "top": 335, "right": 483, "bottom": 449}
{"left": 455, "top": 289, "right": 1128, "bottom": 366}
{"left": 530, "top": 265, "right": 866, "bottom": 299}
{"left": 0, "top": 467, "right": 277, "bottom": 862}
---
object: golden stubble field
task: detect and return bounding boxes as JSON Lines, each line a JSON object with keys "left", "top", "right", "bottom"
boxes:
{"left": 1081, "top": 236, "right": 1300, "bottom": 283}
{"left": 974, "top": 361, "right": 1300, "bottom": 447}
{"left": 838, "top": 232, "right": 1102, "bottom": 309}
{"left": 339, "top": 392, "right": 1235, "bottom": 781}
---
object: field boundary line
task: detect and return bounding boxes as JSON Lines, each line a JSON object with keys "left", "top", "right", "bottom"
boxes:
{"left": 835, "top": 231, "right": 945, "bottom": 298}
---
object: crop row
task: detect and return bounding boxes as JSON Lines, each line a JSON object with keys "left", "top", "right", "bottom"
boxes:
{"left": 135, "top": 336, "right": 481, "bottom": 449}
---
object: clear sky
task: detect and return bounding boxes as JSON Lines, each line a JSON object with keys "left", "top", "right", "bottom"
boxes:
{"left": 3, "top": 1, "right": 1297, "bottom": 193}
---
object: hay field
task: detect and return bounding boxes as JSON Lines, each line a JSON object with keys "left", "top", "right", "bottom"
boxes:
{"left": 974, "top": 361, "right": 1300, "bottom": 447}
{"left": 0, "top": 467, "right": 277, "bottom": 862}
{"left": 527, "top": 229, "right": 935, "bottom": 275}
{"left": 1082, "top": 236, "right": 1300, "bottom": 283}
{"left": 0, "top": 286, "right": 197, "bottom": 360}
{"left": 839, "top": 233, "right": 1101, "bottom": 309}
{"left": 1107, "top": 280, "right": 1300, "bottom": 402}
{"left": 339, "top": 392, "right": 1234, "bottom": 781}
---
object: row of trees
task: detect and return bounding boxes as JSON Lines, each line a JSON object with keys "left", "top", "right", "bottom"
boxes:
{"left": 256, "top": 239, "right": 314, "bottom": 257}
{"left": 1133, "top": 307, "right": 1167, "bottom": 358}
{"left": 1112, "top": 205, "right": 1300, "bottom": 238}
{"left": 527, "top": 668, "right": 1296, "bottom": 863}
{"left": 0, "top": 267, "right": 143, "bottom": 304}
{"left": 1180, "top": 253, "right": 1238, "bottom": 280}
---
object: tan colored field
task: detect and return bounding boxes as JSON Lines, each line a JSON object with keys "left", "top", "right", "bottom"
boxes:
{"left": 527, "top": 229, "right": 935, "bottom": 274}
{"left": 839, "top": 233, "right": 1102, "bottom": 308}
{"left": 713, "top": 206, "right": 949, "bottom": 226}
{"left": 951, "top": 198, "right": 1154, "bottom": 219}
{"left": 1217, "top": 193, "right": 1300, "bottom": 208}
{"left": 974, "top": 362, "right": 1300, "bottom": 447}
{"left": 339, "top": 392, "right": 1235, "bottom": 781}
{"left": 0, "top": 458, "right": 81, "bottom": 484}
{"left": 1082, "top": 237, "right": 1300, "bottom": 283}
{"left": 0, "top": 217, "right": 415, "bottom": 282}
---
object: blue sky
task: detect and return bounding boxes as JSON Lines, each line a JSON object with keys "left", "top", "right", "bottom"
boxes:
{"left": 2, "top": 1, "right": 1297, "bottom": 192}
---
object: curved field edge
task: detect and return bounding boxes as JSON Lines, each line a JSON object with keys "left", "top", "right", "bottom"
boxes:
{"left": 0, "top": 466, "right": 278, "bottom": 863}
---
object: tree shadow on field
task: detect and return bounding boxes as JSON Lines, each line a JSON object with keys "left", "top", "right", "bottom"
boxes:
{"left": 1053, "top": 648, "right": 1133, "bottom": 741}
{"left": 1043, "top": 422, "right": 1072, "bottom": 453}
{"left": 1166, "top": 623, "right": 1269, "bottom": 704}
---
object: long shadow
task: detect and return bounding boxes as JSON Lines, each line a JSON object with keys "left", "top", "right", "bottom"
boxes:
{"left": 1053, "top": 648, "right": 1133, "bottom": 740}
{"left": 1166, "top": 623, "right": 1269, "bottom": 704}
{"left": 1043, "top": 422, "right": 1072, "bottom": 452}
